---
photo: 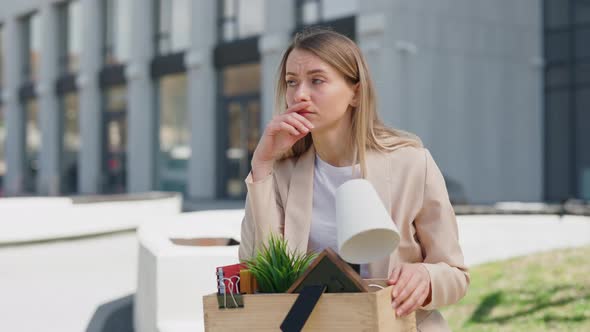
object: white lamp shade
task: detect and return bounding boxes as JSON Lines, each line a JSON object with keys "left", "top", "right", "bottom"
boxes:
{"left": 336, "top": 179, "right": 400, "bottom": 264}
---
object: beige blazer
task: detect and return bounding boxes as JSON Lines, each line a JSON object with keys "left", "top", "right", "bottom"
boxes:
{"left": 239, "top": 145, "right": 469, "bottom": 331}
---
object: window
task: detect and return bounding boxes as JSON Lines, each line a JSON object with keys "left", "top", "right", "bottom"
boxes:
{"left": 21, "top": 12, "right": 42, "bottom": 82}
{"left": 575, "top": 0, "right": 590, "bottom": 24}
{"left": 60, "top": 93, "right": 79, "bottom": 194}
{"left": 223, "top": 63, "right": 262, "bottom": 96}
{"left": 575, "top": 27, "right": 590, "bottom": 58}
{"left": 24, "top": 99, "right": 40, "bottom": 193}
{"left": 546, "top": 65, "right": 570, "bottom": 88}
{"left": 158, "top": 73, "right": 188, "bottom": 194}
{"left": 103, "top": 0, "right": 132, "bottom": 65}
{"left": 545, "top": 90, "right": 572, "bottom": 200}
{"left": 576, "top": 61, "right": 590, "bottom": 84}
{"left": 297, "top": 0, "right": 357, "bottom": 25}
{"left": 102, "top": 85, "right": 127, "bottom": 193}
{"left": 155, "top": 0, "right": 190, "bottom": 54}
{"left": 219, "top": 0, "right": 264, "bottom": 42}
{"left": 219, "top": 63, "right": 261, "bottom": 198}
{"left": 576, "top": 87, "right": 590, "bottom": 112}
{"left": 544, "top": 0, "right": 570, "bottom": 29}
{"left": 0, "top": 25, "right": 4, "bottom": 90}
{"left": 575, "top": 88, "right": 590, "bottom": 200}
{"left": 0, "top": 104, "right": 5, "bottom": 191}
{"left": 57, "top": 1, "right": 83, "bottom": 74}
{"left": 545, "top": 30, "right": 571, "bottom": 62}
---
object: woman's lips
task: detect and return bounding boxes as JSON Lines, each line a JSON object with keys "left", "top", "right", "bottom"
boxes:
{"left": 296, "top": 110, "right": 315, "bottom": 116}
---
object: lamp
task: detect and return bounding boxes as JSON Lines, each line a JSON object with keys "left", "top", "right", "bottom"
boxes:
{"left": 336, "top": 179, "right": 400, "bottom": 264}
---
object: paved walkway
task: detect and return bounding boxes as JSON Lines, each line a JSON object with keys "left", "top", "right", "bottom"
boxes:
{"left": 0, "top": 214, "right": 588, "bottom": 332}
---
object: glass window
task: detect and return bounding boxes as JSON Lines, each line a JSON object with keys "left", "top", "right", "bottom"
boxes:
{"left": 102, "top": 85, "right": 127, "bottom": 193}
{"left": 576, "top": 87, "right": 590, "bottom": 112}
{"left": 104, "top": 0, "right": 132, "bottom": 65}
{"left": 224, "top": 99, "right": 260, "bottom": 198}
{"left": 298, "top": 0, "right": 357, "bottom": 25}
{"left": 576, "top": 61, "right": 590, "bottom": 84}
{"left": 0, "top": 25, "right": 4, "bottom": 89}
{"left": 222, "top": 63, "right": 261, "bottom": 96}
{"left": 61, "top": 93, "right": 79, "bottom": 194}
{"left": 575, "top": 0, "right": 590, "bottom": 24}
{"left": 575, "top": 27, "right": 590, "bottom": 58}
{"left": 575, "top": 87, "right": 590, "bottom": 200}
{"left": 220, "top": 0, "right": 264, "bottom": 42}
{"left": 156, "top": 0, "right": 190, "bottom": 54}
{"left": 545, "top": 0, "right": 570, "bottom": 28}
{"left": 545, "top": 90, "right": 572, "bottom": 200}
{"left": 220, "top": 63, "right": 261, "bottom": 198}
{"left": 546, "top": 65, "right": 570, "bottom": 88}
{"left": 58, "top": 1, "right": 83, "bottom": 74}
{"left": 25, "top": 99, "right": 40, "bottom": 193}
{"left": 105, "top": 85, "right": 127, "bottom": 111}
{"left": 0, "top": 104, "right": 5, "bottom": 191}
{"left": 545, "top": 30, "right": 571, "bottom": 62}
{"left": 21, "top": 12, "right": 42, "bottom": 81}
{"left": 158, "top": 73, "right": 189, "bottom": 194}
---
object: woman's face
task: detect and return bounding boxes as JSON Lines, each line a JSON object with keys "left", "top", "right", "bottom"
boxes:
{"left": 285, "top": 48, "right": 357, "bottom": 132}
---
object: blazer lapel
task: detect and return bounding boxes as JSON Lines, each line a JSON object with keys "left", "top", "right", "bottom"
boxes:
{"left": 282, "top": 147, "right": 396, "bottom": 278}
{"left": 283, "top": 146, "right": 316, "bottom": 254}
{"left": 365, "top": 149, "right": 395, "bottom": 278}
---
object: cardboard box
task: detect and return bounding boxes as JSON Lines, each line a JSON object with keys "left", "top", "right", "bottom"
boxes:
{"left": 203, "top": 281, "right": 416, "bottom": 331}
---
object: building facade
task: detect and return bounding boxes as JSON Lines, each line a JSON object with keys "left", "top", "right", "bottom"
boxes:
{"left": 0, "top": 0, "right": 583, "bottom": 204}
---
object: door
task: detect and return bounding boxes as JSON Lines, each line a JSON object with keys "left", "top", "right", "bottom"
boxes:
{"left": 220, "top": 95, "right": 260, "bottom": 199}
{"left": 102, "top": 86, "right": 127, "bottom": 194}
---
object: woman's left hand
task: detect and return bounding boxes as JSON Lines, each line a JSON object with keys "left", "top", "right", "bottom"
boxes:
{"left": 387, "top": 263, "right": 432, "bottom": 317}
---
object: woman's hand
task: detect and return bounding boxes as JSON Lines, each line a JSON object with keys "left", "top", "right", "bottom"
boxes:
{"left": 387, "top": 263, "right": 432, "bottom": 317}
{"left": 251, "top": 101, "right": 314, "bottom": 181}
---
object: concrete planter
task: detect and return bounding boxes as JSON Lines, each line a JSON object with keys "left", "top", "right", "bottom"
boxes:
{"left": 0, "top": 192, "right": 182, "bottom": 245}
{"left": 135, "top": 209, "right": 244, "bottom": 332}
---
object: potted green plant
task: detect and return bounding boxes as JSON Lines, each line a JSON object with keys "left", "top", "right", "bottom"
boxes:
{"left": 243, "top": 233, "right": 318, "bottom": 293}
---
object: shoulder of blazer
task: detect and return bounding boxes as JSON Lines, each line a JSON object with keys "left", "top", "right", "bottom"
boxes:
{"left": 377, "top": 145, "right": 428, "bottom": 173}
{"left": 374, "top": 146, "right": 429, "bottom": 205}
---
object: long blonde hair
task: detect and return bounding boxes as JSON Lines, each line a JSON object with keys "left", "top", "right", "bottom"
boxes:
{"left": 275, "top": 28, "right": 422, "bottom": 177}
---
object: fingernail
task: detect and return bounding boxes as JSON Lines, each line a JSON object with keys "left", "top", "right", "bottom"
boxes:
{"left": 397, "top": 310, "right": 402, "bottom": 316}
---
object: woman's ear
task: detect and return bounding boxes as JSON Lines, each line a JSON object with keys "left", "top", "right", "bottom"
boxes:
{"left": 350, "top": 83, "right": 360, "bottom": 107}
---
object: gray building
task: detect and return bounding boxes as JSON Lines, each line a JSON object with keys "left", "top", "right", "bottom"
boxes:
{"left": 0, "top": 0, "right": 586, "bottom": 204}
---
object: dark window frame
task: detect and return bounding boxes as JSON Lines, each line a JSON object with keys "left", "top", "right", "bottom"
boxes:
{"left": 0, "top": 23, "right": 4, "bottom": 92}
{"left": 19, "top": 10, "right": 40, "bottom": 84}
{"left": 150, "top": 52, "right": 186, "bottom": 78}
{"left": 215, "top": 68, "right": 261, "bottom": 199}
{"left": 293, "top": 15, "right": 356, "bottom": 41}
{"left": 56, "top": 1, "right": 70, "bottom": 75}
{"left": 543, "top": 0, "right": 590, "bottom": 201}
{"left": 214, "top": 2, "right": 264, "bottom": 199}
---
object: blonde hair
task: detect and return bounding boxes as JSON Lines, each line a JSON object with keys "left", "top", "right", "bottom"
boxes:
{"left": 275, "top": 28, "right": 422, "bottom": 177}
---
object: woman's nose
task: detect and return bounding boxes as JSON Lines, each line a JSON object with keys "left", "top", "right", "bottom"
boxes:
{"left": 294, "top": 83, "right": 310, "bottom": 102}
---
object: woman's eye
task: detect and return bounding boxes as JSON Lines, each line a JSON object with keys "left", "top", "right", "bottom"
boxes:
{"left": 286, "top": 80, "right": 297, "bottom": 87}
{"left": 312, "top": 78, "right": 324, "bottom": 85}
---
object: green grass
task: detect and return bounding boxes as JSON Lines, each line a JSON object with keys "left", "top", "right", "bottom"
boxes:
{"left": 440, "top": 246, "right": 590, "bottom": 332}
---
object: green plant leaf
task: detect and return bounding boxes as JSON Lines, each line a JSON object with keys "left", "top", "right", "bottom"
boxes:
{"left": 242, "top": 233, "right": 317, "bottom": 293}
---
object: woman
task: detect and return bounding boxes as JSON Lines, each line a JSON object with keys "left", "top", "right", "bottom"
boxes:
{"left": 238, "top": 28, "right": 469, "bottom": 331}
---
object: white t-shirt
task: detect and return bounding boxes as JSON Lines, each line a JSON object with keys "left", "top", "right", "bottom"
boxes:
{"left": 307, "top": 154, "right": 368, "bottom": 277}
